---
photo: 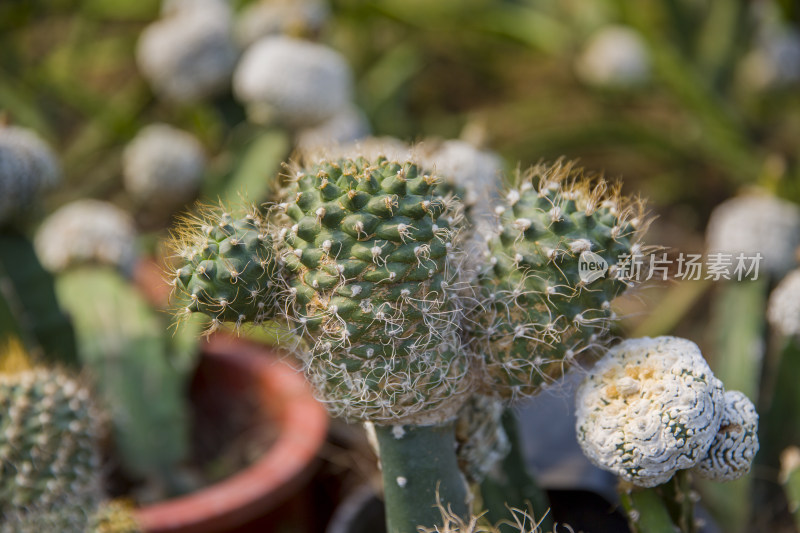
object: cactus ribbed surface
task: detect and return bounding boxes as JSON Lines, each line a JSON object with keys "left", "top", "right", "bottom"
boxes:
{"left": 274, "top": 156, "right": 471, "bottom": 424}
{"left": 472, "top": 161, "right": 648, "bottom": 399}
{"left": 0, "top": 368, "right": 102, "bottom": 513}
{"left": 172, "top": 205, "right": 283, "bottom": 331}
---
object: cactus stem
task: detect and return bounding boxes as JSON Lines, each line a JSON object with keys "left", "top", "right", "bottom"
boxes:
{"left": 374, "top": 422, "right": 469, "bottom": 533}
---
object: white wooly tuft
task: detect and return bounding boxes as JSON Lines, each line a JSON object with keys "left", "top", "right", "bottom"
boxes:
{"left": 233, "top": 36, "right": 353, "bottom": 128}
{"left": 34, "top": 200, "right": 137, "bottom": 275}
{"left": 768, "top": 268, "right": 800, "bottom": 339}
{"left": 706, "top": 194, "right": 800, "bottom": 278}
{"left": 0, "top": 125, "right": 61, "bottom": 225}
{"left": 693, "top": 390, "right": 759, "bottom": 482}
{"left": 123, "top": 124, "right": 206, "bottom": 210}
{"left": 137, "top": 5, "right": 238, "bottom": 103}
{"left": 575, "top": 336, "right": 724, "bottom": 488}
{"left": 575, "top": 25, "right": 650, "bottom": 88}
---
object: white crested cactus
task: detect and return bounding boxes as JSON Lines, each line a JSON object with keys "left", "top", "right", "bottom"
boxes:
{"left": 706, "top": 194, "right": 800, "bottom": 278}
{"left": 575, "top": 26, "right": 650, "bottom": 88}
{"left": 123, "top": 124, "right": 206, "bottom": 213}
{"left": 0, "top": 125, "right": 60, "bottom": 225}
{"left": 471, "top": 160, "right": 650, "bottom": 400}
{"left": 454, "top": 395, "right": 511, "bottom": 484}
{"left": 233, "top": 36, "right": 353, "bottom": 128}
{"left": 235, "top": 0, "right": 330, "bottom": 46}
{"left": 693, "top": 390, "right": 759, "bottom": 482}
{"left": 137, "top": 5, "right": 237, "bottom": 103}
{"left": 575, "top": 336, "right": 725, "bottom": 488}
{"left": 34, "top": 200, "right": 137, "bottom": 275}
{"left": 768, "top": 268, "right": 800, "bottom": 339}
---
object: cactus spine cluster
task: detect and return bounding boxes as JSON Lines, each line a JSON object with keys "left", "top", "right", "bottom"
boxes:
{"left": 0, "top": 368, "right": 102, "bottom": 515}
{"left": 274, "top": 156, "right": 470, "bottom": 424}
{"left": 471, "top": 161, "right": 648, "bottom": 400}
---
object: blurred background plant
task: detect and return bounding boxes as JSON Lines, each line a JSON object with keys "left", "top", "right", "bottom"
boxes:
{"left": 3, "top": 0, "right": 800, "bottom": 531}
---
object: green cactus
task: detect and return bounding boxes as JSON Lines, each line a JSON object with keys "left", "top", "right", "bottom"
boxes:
{"left": 471, "top": 160, "right": 648, "bottom": 399}
{"left": 0, "top": 368, "right": 102, "bottom": 515}
{"left": 274, "top": 156, "right": 472, "bottom": 425}
{"left": 171, "top": 204, "right": 283, "bottom": 331}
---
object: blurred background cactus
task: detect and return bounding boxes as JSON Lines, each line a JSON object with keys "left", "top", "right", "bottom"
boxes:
{"left": 3, "top": 0, "right": 800, "bottom": 531}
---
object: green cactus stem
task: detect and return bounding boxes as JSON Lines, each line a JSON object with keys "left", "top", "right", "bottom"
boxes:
{"left": 620, "top": 486, "right": 680, "bottom": 533}
{"left": 0, "top": 229, "right": 77, "bottom": 366}
{"left": 374, "top": 422, "right": 469, "bottom": 533}
{"left": 479, "top": 410, "right": 552, "bottom": 533}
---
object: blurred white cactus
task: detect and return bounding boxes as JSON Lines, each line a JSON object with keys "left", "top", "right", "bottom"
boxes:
{"left": 296, "top": 105, "right": 370, "bottom": 153}
{"left": 123, "top": 124, "right": 205, "bottom": 213}
{"left": 235, "top": 0, "right": 330, "bottom": 46}
{"left": 693, "top": 390, "right": 759, "bottom": 482}
{"left": 575, "top": 336, "right": 724, "bottom": 488}
{"left": 575, "top": 25, "right": 650, "bottom": 88}
{"left": 233, "top": 36, "right": 353, "bottom": 128}
{"left": 768, "top": 268, "right": 800, "bottom": 339}
{"left": 137, "top": 4, "right": 238, "bottom": 103}
{"left": 706, "top": 194, "right": 800, "bottom": 278}
{"left": 161, "top": 0, "right": 230, "bottom": 17}
{"left": 0, "top": 125, "right": 60, "bottom": 225}
{"left": 35, "top": 200, "right": 137, "bottom": 275}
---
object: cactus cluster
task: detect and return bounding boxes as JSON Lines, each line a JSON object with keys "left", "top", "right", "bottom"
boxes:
{"left": 171, "top": 204, "right": 283, "bottom": 330}
{"left": 274, "top": 156, "right": 471, "bottom": 424}
{"left": 575, "top": 336, "right": 758, "bottom": 488}
{"left": 0, "top": 368, "right": 102, "bottom": 513}
{"left": 470, "top": 161, "right": 649, "bottom": 400}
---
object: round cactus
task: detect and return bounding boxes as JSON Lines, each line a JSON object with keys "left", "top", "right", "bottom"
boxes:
{"left": 123, "top": 124, "right": 206, "bottom": 213}
{"left": 296, "top": 105, "right": 371, "bottom": 153}
{"left": 768, "top": 268, "right": 800, "bottom": 339}
{"left": 233, "top": 36, "right": 353, "bottom": 128}
{"left": 136, "top": 6, "right": 238, "bottom": 103}
{"left": 693, "top": 390, "right": 759, "bottom": 482}
{"left": 575, "top": 25, "right": 650, "bottom": 88}
{"left": 34, "top": 199, "right": 137, "bottom": 275}
{"left": 706, "top": 194, "right": 800, "bottom": 278}
{"left": 454, "top": 395, "right": 510, "bottom": 483}
{"left": 235, "top": 0, "right": 330, "bottom": 46}
{"left": 0, "top": 125, "right": 60, "bottom": 225}
{"left": 0, "top": 368, "right": 103, "bottom": 512}
{"left": 471, "top": 160, "right": 649, "bottom": 400}
{"left": 274, "top": 156, "right": 471, "bottom": 424}
{"left": 575, "top": 336, "right": 725, "bottom": 488}
{"left": 170, "top": 204, "right": 284, "bottom": 331}
{"left": 419, "top": 139, "right": 503, "bottom": 221}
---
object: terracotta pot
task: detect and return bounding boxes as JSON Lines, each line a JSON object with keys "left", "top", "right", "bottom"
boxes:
{"left": 135, "top": 333, "right": 328, "bottom": 533}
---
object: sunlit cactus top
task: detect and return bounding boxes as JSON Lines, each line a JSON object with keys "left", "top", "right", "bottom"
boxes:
{"left": 470, "top": 160, "right": 650, "bottom": 400}
{"left": 273, "top": 156, "right": 471, "bottom": 424}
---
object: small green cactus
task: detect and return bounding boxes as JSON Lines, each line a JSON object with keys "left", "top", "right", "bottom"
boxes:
{"left": 171, "top": 204, "right": 283, "bottom": 331}
{"left": 0, "top": 368, "right": 102, "bottom": 514}
{"left": 471, "top": 160, "right": 649, "bottom": 399}
{"left": 274, "top": 156, "right": 471, "bottom": 424}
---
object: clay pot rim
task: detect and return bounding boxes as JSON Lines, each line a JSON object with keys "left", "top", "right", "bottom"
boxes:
{"left": 135, "top": 333, "right": 328, "bottom": 533}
